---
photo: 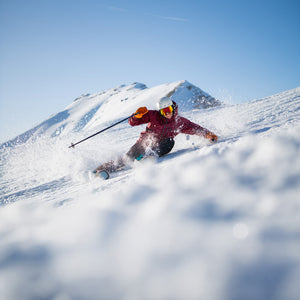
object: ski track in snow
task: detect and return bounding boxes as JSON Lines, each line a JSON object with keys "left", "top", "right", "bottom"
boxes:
{"left": 0, "top": 84, "right": 300, "bottom": 300}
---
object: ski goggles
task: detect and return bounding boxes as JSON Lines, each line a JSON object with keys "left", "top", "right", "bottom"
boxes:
{"left": 159, "top": 105, "right": 173, "bottom": 116}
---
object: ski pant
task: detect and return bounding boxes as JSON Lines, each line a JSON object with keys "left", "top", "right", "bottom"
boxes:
{"left": 126, "top": 137, "right": 175, "bottom": 160}
{"left": 94, "top": 137, "right": 175, "bottom": 173}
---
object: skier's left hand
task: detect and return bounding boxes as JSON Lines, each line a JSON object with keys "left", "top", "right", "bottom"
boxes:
{"left": 206, "top": 132, "right": 218, "bottom": 143}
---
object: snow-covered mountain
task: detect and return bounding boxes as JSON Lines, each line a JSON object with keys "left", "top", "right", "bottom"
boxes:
{"left": 0, "top": 83, "right": 300, "bottom": 300}
{"left": 1, "top": 80, "right": 220, "bottom": 148}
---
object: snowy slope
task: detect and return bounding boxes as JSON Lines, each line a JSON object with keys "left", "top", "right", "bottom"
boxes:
{"left": 0, "top": 84, "right": 300, "bottom": 300}
{"left": 1, "top": 80, "right": 220, "bottom": 148}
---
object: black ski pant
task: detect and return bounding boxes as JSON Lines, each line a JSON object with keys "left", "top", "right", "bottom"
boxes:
{"left": 126, "top": 137, "right": 175, "bottom": 159}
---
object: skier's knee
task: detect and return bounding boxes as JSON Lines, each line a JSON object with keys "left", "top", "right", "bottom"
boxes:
{"left": 157, "top": 138, "right": 174, "bottom": 157}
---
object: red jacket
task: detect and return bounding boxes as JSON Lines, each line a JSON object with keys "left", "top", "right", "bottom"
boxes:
{"left": 128, "top": 102, "right": 211, "bottom": 145}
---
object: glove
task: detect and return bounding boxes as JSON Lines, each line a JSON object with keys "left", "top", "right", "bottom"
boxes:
{"left": 206, "top": 132, "right": 218, "bottom": 143}
{"left": 134, "top": 107, "right": 148, "bottom": 118}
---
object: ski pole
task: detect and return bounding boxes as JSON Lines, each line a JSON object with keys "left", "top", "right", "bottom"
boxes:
{"left": 69, "top": 113, "right": 137, "bottom": 148}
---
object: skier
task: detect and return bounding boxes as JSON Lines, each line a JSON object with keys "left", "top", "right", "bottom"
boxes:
{"left": 94, "top": 97, "right": 218, "bottom": 176}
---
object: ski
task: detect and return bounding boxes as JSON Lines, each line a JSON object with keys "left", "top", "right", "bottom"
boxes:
{"left": 93, "top": 154, "right": 158, "bottom": 181}
{"left": 93, "top": 170, "right": 110, "bottom": 180}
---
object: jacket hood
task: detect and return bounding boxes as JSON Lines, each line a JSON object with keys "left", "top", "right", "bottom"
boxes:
{"left": 172, "top": 101, "right": 178, "bottom": 117}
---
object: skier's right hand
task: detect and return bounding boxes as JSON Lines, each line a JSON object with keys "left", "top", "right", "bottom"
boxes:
{"left": 206, "top": 132, "right": 218, "bottom": 143}
{"left": 134, "top": 107, "right": 148, "bottom": 118}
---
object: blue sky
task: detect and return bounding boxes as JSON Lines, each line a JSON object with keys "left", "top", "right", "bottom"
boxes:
{"left": 0, "top": 0, "right": 299, "bottom": 142}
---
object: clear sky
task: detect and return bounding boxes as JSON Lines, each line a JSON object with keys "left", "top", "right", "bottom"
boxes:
{"left": 0, "top": 0, "right": 299, "bottom": 143}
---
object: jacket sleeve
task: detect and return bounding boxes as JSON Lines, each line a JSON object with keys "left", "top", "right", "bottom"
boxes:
{"left": 128, "top": 111, "right": 151, "bottom": 126}
{"left": 178, "top": 117, "right": 211, "bottom": 138}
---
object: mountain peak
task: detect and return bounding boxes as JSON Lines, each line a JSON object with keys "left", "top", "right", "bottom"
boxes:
{"left": 166, "top": 80, "right": 221, "bottom": 110}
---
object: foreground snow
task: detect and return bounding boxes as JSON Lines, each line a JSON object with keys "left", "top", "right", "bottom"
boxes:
{"left": 0, "top": 86, "right": 300, "bottom": 300}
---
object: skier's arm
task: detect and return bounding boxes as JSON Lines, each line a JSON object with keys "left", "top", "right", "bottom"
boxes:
{"left": 179, "top": 117, "right": 218, "bottom": 143}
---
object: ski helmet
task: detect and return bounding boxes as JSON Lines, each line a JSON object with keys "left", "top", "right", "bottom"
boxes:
{"left": 156, "top": 97, "right": 173, "bottom": 110}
